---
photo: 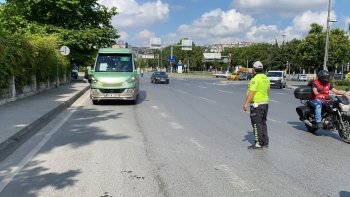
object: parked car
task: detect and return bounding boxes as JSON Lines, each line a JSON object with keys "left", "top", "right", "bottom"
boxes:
{"left": 238, "top": 73, "right": 254, "bottom": 81}
{"left": 291, "top": 74, "right": 307, "bottom": 81}
{"left": 151, "top": 71, "right": 169, "bottom": 84}
{"left": 71, "top": 64, "right": 78, "bottom": 79}
{"left": 334, "top": 73, "right": 345, "bottom": 80}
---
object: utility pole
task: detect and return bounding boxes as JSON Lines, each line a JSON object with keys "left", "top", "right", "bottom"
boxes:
{"left": 323, "top": 0, "right": 337, "bottom": 71}
{"left": 323, "top": 0, "right": 331, "bottom": 71}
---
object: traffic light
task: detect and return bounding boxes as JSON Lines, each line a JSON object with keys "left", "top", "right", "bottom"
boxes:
{"left": 125, "top": 42, "right": 128, "bottom": 48}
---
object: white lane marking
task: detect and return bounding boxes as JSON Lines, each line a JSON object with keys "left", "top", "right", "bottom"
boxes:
{"left": 214, "top": 165, "right": 259, "bottom": 192}
{"left": 240, "top": 88, "right": 246, "bottom": 90}
{"left": 267, "top": 118, "right": 281, "bottom": 123}
{"left": 278, "top": 93, "right": 287, "bottom": 95}
{"left": 169, "top": 122, "right": 184, "bottom": 129}
{"left": 218, "top": 90, "right": 233, "bottom": 94}
{"left": 190, "top": 138, "right": 205, "bottom": 149}
{"left": 270, "top": 99, "right": 279, "bottom": 102}
{"left": 152, "top": 106, "right": 159, "bottom": 109}
{"left": 159, "top": 113, "right": 168, "bottom": 118}
{"left": 178, "top": 90, "right": 188, "bottom": 94}
{"left": 185, "top": 83, "right": 191, "bottom": 85}
{"left": 198, "top": 86, "right": 207, "bottom": 88}
{"left": 240, "top": 110, "right": 281, "bottom": 123}
{"left": 199, "top": 97, "right": 216, "bottom": 103}
{"left": 0, "top": 93, "right": 89, "bottom": 193}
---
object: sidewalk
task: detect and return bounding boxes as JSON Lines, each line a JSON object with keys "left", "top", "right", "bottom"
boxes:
{"left": 0, "top": 79, "right": 90, "bottom": 162}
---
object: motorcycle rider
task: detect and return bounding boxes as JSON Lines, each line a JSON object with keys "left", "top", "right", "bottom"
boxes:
{"left": 310, "top": 70, "right": 350, "bottom": 128}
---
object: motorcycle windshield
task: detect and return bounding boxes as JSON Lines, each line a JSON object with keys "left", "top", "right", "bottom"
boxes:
{"left": 336, "top": 95, "right": 349, "bottom": 105}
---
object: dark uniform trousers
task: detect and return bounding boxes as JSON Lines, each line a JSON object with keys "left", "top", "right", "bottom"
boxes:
{"left": 250, "top": 103, "right": 269, "bottom": 146}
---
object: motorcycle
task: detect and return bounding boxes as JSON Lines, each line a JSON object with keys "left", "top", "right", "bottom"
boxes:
{"left": 294, "top": 86, "right": 350, "bottom": 143}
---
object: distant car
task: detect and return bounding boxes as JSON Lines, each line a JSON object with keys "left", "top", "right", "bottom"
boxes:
{"left": 334, "top": 73, "right": 345, "bottom": 80}
{"left": 238, "top": 73, "right": 254, "bottom": 81}
{"left": 71, "top": 64, "right": 78, "bottom": 79}
{"left": 291, "top": 74, "right": 307, "bottom": 81}
{"left": 151, "top": 71, "right": 169, "bottom": 84}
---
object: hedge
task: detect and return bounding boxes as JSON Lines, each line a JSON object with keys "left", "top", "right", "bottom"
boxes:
{"left": 0, "top": 32, "right": 70, "bottom": 89}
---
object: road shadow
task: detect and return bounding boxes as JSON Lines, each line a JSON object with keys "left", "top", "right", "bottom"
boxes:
{"left": 288, "top": 121, "right": 343, "bottom": 142}
{"left": 97, "top": 90, "right": 147, "bottom": 105}
{"left": 339, "top": 191, "right": 350, "bottom": 197}
{"left": 242, "top": 131, "right": 255, "bottom": 145}
{"left": 0, "top": 107, "right": 131, "bottom": 196}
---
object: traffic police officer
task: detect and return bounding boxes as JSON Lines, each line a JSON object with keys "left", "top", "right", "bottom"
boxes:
{"left": 243, "top": 61, "right": 270, "bottom": 149}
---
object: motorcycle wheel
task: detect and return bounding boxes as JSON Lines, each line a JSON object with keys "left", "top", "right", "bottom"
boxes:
{"left": 338, "top": 116, "right": 350, "bottom": 143}
{"left": 305, "top": 124, "right": 317, "bottom": 133}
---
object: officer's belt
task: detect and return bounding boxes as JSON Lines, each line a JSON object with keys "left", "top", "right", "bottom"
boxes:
{"left": 250, "top": 102, "right": 268, "bottom": 106}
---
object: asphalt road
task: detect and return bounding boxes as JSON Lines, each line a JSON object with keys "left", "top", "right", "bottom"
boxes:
{"left": 0, "top": 74, "right": 349, "bottom": 197}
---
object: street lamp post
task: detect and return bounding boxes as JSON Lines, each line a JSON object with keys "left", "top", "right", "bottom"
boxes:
{"left": 287, "top": 61, "right": 290, "bottom": 78}
{"left": 323, "top": 0, "right": 337, "bottom": 71}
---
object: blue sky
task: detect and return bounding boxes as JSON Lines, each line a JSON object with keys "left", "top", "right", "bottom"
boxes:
{"left": 2, "top": 0, "right": 350, "bottom": 46}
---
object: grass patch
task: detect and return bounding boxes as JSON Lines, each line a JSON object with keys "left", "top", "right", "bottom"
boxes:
{"left": 334, "top": 86, "right": 349, "bottom": 91}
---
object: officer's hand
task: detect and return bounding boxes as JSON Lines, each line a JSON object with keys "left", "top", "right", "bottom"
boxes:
{"left": 243, "top": 103, "right": 248, "bottom": 111}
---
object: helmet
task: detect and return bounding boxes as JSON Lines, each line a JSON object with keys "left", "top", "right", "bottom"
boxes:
{"left": 317, "top": 70, "right": 330, "bottom": 84}
{"left": 253, "top": 61, "right": 263, "bottom": 69}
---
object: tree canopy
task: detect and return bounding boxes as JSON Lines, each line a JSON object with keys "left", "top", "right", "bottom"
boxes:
{"left": 0, "top": 0, "right": 120, "bottom": 67}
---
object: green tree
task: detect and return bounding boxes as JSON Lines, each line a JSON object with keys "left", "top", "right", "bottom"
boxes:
{"left": 327, "top": 28, "right": 350, "bottom": 71}
{"left": 268, "top": 42, "right": 285, "bottom": 70}
{"left": 0, "top": 0, "right": 119, "bottom": 67}
{"left": 285, "top": 38, "right": 302, "bottom": 73}
{"left": 297, "top": 23, "right": 327, "bottom": 71}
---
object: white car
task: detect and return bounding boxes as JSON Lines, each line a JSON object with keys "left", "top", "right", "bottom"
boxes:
{"left": 291, "top": 74, "right": 307, "bottom": 81}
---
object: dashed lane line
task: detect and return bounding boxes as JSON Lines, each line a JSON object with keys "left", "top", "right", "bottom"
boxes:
{"left": 199, "top": 97, "right": 217, "bottom": 103}
{"left": 218, "top": 90, "right": 233, "bottom": 94}
{"left": 178, "top": 90, "right": 188, "bottom": 94}
{"left": 169, "top": 122, "right": 184, "bottom": 129}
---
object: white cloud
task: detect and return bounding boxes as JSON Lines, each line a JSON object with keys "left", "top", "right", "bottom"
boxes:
{"left": 291, "top": 10, "right": 337, "bottom": 33}
{"left": 98, "top": 0, "right": 345, "bottom": 46}
{"left": 245, "top": 25, "right": 279, "bottom": 43}
{"left": 243, "top": 10, "right": 337, "bottom": 43}
{"left": 232, "top": 0, "right": 328, "bottom": 15}
{"left": 132, "top": 29, "right": 155, "bottom": 40}
{"left": 100, "top": 0, "right": 170, "bottom": 30}
{"left": 175, "top": 9, "right": 255, "bottom": 44}
{"left": 117, "top": 31, "right": 129, "bottom": 40}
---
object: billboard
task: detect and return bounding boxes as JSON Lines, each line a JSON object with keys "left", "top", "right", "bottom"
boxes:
{"left": 203, "top": 53, "right": 221, "bottom": 59}
{"left": 141, "top": 55, "right": 155, "bottom": 59}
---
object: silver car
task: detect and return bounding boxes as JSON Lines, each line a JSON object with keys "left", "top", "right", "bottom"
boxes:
{"left": 292, "top": 74, "right": 307, "bottom": 81}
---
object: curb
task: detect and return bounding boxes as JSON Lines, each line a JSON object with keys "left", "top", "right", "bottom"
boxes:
{"left": 0, "top": 85, "right": 90, "bottom": 162}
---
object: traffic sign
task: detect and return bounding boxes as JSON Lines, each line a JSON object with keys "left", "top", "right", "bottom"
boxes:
{"left": 181, "top": 40, "right": 192, "bottom": 50}
{"left": 150, "top": 38, "right": 161, "bottom": 49}
{"left": 168, "top": 56, "right": 175, "bottom": 62}
{"left": 223, "top": 58, "right": 228, "bottom": 63}
{"left": 59, "top": 46, "right": 70, "bottom": 56}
